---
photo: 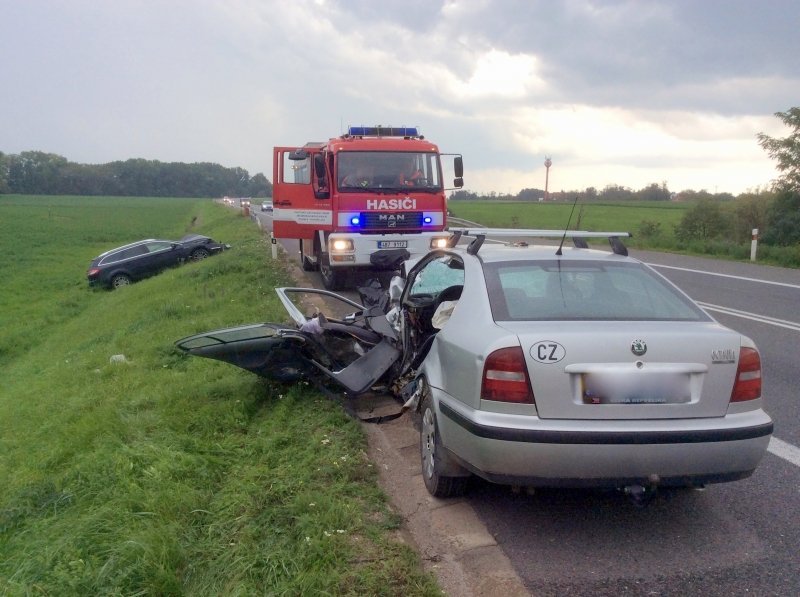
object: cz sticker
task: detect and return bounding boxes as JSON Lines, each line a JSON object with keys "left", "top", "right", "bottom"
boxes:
{"left": 531, "top": 341, "right": 566, "bottom": 364}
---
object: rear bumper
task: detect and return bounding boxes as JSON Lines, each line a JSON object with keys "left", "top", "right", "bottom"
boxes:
{"left": 436, "top": 395, "right": 773, "bottom": 488}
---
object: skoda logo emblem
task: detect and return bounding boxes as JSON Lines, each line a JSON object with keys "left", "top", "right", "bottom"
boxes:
{"left": 631, "top": 339, "right": 647, "bottom": 356}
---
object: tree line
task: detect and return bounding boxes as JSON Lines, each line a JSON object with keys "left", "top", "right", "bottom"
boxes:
{"left": 0, "top": 151, "right": 273, "bottom": 198}
{"left": 449, "top": 181, "right": 731, "bottom": 203}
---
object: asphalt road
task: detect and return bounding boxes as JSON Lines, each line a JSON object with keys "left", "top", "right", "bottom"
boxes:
{"left": 250, "top": 205, "right": 800, "bottom": 596}
{"left": 469, "top": 249, "right": 800, "bottom": 597}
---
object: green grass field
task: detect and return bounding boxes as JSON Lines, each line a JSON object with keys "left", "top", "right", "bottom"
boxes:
{"left": 0, "top": 195, "right": 439, "bottom": 595}
{"left": 447, "top": 200, "right": 686, "bottom": 241}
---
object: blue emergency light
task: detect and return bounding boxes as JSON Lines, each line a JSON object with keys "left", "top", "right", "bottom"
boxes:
{"left": 350, "top": 215, "right": 361, "bottom": 226}
{"left": 423, "top": 216, "right": 433, "bottom": 224}
{"left": 347, "top": 126, "right": 420, "bottom": 137}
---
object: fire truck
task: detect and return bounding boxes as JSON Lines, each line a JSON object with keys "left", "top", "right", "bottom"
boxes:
{"left": 272, "top": 126, "right": 463, "bottom": 290}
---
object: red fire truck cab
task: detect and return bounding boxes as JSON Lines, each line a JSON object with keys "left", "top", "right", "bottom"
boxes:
{"left": 272, "top": 126, "right": 463, "bottom": 290}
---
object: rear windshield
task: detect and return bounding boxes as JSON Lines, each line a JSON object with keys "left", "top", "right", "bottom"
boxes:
{"left": 483, "top": 260, "right": 710, "bottom": 322}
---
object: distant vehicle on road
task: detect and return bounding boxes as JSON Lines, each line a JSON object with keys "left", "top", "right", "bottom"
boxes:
{"left": 261, "top": 201, "right": 273, "bottom": 212}
{"left": 87, "top": 234, "right": 230, "bottom": 289}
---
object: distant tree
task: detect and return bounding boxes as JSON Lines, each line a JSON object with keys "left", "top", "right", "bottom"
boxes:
{"left": 732, "top": 190, "right": 773, "bottom": 243}
{"left": 674, "top": 198, "right": 729, "bottom": 242}
{"left": 0, "top": 152, "right": 8, "bottom": 193}
{"left": 676, "top": 189, "right": 714, "bottom": 202}
{"left": 7, "top": 151, "right": 68, "bottom": 194}
{"left": 762, "top": 188, "right": 800, "bottom": 246}
{"left": 636, "top": 182, "right": 671, "bottom": 201}
{"left": 248, "top": 172, "right": 272, "bottom": 197}
{"left": 757, "top": 107, "right": 800, "bottom": 191}
{"left": 517, "top": 187, "right": 546, "bottom": 201}
{"left": 756, "top": 108, "right": 800, "bottom": 245}
{"left": 449, "top": 190, "right": 477, "bottom": 201}
{"left": 598, "top": 184, "right": 635, "bottom": 201}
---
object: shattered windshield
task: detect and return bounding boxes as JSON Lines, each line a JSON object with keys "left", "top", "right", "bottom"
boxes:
{"left": 337, "top": 151, "right": 441, "bottom": 192}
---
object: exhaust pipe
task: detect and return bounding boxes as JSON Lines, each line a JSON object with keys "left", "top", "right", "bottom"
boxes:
{"left": 623, "top": 474, "right": 661, "bottom": 506}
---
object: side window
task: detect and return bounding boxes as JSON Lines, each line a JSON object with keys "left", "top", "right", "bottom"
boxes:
{"left": 282, "top": 154, "right": 310, "bottom": 184}
{"left": 104, "top": 245, "right": 148, "bottom": 263}
{"left": 145, "top": 241, "right": 173, "bottom": 253}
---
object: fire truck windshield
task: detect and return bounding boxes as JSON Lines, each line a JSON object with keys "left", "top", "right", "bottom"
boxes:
{"left": 337, "top": 152, "right": 441, "bottom": 192}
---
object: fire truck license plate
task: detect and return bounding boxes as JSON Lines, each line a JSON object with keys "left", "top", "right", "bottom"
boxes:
{"left": 377, "top": 241, "right": 408, "bottom": 249}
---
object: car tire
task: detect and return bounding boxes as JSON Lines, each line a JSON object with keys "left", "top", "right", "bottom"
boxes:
{"left": 419, "top": 388, "right": 469, "bottom": 498}
{"left": 319, "top": 252, "right": 344, "bottom": 291}
{"left": 190, "top": 248, "right": 210, "bottom": 261}
{"left": 110, "top": 274, "right": 132, "bottom": 288}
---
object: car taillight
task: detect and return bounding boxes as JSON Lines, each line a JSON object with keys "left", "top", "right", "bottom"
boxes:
{"left": 481, "top": 346, "right": 534, "bottom": 404}
{"left": 730, "top": 347, "right": 761, "bottom": 402}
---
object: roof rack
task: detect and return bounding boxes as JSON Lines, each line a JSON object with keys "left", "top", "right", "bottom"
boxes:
{"left": 445, "top": 228, "right": 633, "bottom": 256}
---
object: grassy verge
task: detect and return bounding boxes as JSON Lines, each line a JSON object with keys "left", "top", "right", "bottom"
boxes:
{"left": 0, "top": 196, "right": 439, "bottom": 595}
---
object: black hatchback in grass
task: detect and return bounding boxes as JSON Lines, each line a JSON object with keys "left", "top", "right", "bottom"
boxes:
{"left": 87, "top": 234, "right": 230, "bottom": 289}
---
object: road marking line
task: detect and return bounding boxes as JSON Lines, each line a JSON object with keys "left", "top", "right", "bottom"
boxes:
{"left": 769, "top": 436, "right": 800, "bottom": 468}
{"left": 648, "top": 263, "right": 800, "bottom": 289}
{"left": 697, "top": 302, "right": 800, "bottom": 332}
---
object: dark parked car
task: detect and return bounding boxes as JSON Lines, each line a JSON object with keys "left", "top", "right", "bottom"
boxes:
{"left": 87, "top": 234, "right": 230, "bottom": 288}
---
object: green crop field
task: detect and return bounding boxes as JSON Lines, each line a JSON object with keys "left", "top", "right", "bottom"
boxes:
{"left": 0, "top": 195, "right": 439, "bottom": 595}
{"left": 447, "top": 200, "right": 687, "bottom": 243}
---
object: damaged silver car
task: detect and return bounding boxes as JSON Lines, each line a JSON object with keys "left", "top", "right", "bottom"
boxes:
{"left": 176, "top": 229, "right": 773, "bottom": 500}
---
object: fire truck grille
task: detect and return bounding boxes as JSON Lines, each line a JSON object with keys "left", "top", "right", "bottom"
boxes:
{"left": 360, "top": 211, "right": 423, "bottom": 230}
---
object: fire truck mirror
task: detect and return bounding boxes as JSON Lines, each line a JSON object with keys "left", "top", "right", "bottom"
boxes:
{"left": 454, "top": 155, "right": 464, "bottom": 178}
{"left": 453, "top": 177, "right": 464, "bottom": 188}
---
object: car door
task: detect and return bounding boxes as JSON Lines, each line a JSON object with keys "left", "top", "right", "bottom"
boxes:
{"left": 138, "top": 241, "right": 180, "bottom": 278}
{"left": 395, "top": 252, "right": 465, "bottom": 373}
{"left": 175, "top": 287, "right": 403, "bottom": 395}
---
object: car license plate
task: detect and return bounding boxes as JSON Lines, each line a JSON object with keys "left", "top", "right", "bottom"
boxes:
{"left": 581, "top": 372, "right": 691, "bottom": 404}
{"left": 378, "top": 241, "right": 408, "bottom": 249}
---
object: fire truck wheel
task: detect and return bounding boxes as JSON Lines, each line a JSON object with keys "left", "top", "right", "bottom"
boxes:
{"left": 320, "top": 252, "right": 344, "bottom": 291}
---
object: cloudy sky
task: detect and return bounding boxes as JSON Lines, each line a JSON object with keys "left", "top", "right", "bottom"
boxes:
{"left": 2, "top": 0, "right": 798, "bottom": 195}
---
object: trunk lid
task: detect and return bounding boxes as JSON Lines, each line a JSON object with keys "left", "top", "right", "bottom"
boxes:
{"left": 499, "top": 320, "right": 741, "bottom": 420}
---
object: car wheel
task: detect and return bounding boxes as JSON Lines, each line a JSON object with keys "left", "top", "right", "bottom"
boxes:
{"left": 110, "top": 274, "right": 132, "bottom": 288}
{"left": 319, "top": 252, "right": 344, "bottom": 291}
{"left": 420, "top": 389, "right": 469, "bottom": 498}
{"left": 190, "top": 248, "right": 210, "bottom": 261}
